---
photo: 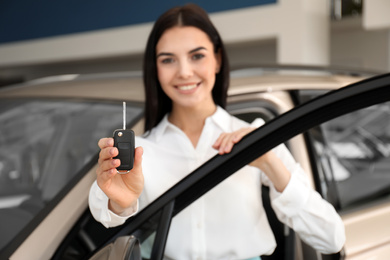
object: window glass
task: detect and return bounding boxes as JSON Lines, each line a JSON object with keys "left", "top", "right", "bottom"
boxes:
{"left": 227, "top": 100, "right": 278, "bottom": 123}
{"left": 308, "top": 101, "right": 390, "bottom": 210}
{"left": 0, "top": 99, "right": 143, "bottom": 252}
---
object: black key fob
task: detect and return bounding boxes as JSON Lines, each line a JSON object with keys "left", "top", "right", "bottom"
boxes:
{"left": 113, "top": 129, "right": 135, "bottom": 172}
{"left": 113, "top": 102, "right": 135, "bottom": 173}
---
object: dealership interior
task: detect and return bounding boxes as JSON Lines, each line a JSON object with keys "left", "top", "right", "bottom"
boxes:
{"left": 0, "top": 0, "right": 389, "bottom": 86}
{"left": 1, "top": 1, "right": 390, "bottom": 260}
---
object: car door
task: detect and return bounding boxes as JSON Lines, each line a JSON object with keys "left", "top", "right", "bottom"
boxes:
{"left": 53, "top": 73, "right": 390, "bottom": 260}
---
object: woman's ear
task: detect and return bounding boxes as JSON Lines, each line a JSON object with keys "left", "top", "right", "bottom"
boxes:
{"left": 215, "top": 49, "right": 222, "bottom": 73}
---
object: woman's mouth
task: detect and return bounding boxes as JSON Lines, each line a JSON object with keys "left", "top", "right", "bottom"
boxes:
{"left": 178, "top": 84, "right": 198, "bottom": 90}
{"left": 176, "top": 82, "right": 201, "bottom": 93}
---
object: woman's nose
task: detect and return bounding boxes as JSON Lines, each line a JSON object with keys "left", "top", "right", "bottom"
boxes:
{"left": 177, "top": 60, "right": 193, "bottom": 79}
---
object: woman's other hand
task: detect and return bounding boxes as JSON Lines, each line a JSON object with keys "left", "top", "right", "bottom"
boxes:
{"left": 96, "top": 137, "right": 144, "bottom": 214}
{"left": 212, "top": 127, "right": 255, "bottom": 155}
{"left": 213, "top": 127, "right": 290, "bottom": 192}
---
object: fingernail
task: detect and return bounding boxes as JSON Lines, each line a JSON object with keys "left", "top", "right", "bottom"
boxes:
{"left": 112, "top": 159, "right": 119, "bottom": 166}
{"left": 109, "top": 168, "right": 116, "bottom": 175}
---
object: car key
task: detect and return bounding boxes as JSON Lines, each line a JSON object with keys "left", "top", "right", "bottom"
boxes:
{"left": 113, "top": 102, "right": 135, "bottom": 173}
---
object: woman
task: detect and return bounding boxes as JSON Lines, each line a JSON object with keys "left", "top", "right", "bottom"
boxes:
{"left": 89, "top": 4, "right": 345, "bottom": 259}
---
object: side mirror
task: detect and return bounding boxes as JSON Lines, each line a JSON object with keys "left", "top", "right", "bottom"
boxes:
{"left": 89, "top": 235, "right": 141, "bottom": 260}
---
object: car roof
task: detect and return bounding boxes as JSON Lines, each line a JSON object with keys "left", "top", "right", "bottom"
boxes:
{"left": 0, "top": 72, "right": 145, "bottom": 101}
{"left": 0, "top": 67, "right": 369, "bottom": 101}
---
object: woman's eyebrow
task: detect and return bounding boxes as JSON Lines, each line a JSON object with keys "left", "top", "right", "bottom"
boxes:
{"left": 156, "top": 46, "right": 207, "bottom": 58}
{"left": 156, "top": 52, "right": 173, "bottom": 58}
{"left": 189, "top": 46, "right": 206, "bottom": 53}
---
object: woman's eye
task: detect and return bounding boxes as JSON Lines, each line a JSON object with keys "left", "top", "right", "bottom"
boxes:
{"left": 161, "top": 58, "right": 174, "bottom": 64}
{"left": 192, "top": 53, "right": 205, "bottom": 60}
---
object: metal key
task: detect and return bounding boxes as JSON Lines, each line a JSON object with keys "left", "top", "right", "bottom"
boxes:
{"left": 113, "top": 102, "right": 135, "bottom": 173}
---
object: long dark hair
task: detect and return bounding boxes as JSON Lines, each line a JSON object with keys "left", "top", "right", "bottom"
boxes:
{"left": 143, "top": 3, "right": 230, "bottom": 132}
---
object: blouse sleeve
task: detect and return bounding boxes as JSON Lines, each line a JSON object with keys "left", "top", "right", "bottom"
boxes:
{"left": 249, "top": 117, "right": 345, "bottom": 253}
{"left": 88, "top": 181, "right": 138, "bottom": 228}
{"left": 261, "top": 143, "right": 346, "bottom": 254}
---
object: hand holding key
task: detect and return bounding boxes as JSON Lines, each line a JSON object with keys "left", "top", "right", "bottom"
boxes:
{"left": 97, "top": 138, "right": 144, "bottom": 214}
{"left": 96, "top": 102, "right": 143, "bottom": 214}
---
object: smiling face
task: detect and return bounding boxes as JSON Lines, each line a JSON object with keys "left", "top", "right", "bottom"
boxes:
{"left": 156, "top": 26, "right": 221, "bottom": 112}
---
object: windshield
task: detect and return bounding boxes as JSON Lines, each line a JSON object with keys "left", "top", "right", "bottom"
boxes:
{"left": 0, "top": 99, "right": 143, "bottom": 251}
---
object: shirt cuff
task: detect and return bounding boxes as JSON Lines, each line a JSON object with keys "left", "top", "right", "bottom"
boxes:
{"left": 109, "top": 200, "right": 139, "bottom": 220}
{"left": 250, "top": 118, "right": 265, "bottom": 128}
{"left": 89, "top": 181, "right": 139, "bottom": 228}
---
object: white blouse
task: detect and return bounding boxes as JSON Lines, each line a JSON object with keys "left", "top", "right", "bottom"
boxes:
{"left": 89, "top": 106, "right": 345, "bottom": 260}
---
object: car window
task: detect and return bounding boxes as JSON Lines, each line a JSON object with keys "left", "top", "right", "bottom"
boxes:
{"left": 227, "top": 100, "right": 278, "bottom": 123}
{"left": 307, "top": 101, "right": 390, "bottom": 211}
{"left": 0, "top": 99, "right": 143, "bottom": 252}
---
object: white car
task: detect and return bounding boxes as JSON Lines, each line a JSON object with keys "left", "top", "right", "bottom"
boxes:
{"left": 0, "top": 67, "right": 389, "bottom": 260}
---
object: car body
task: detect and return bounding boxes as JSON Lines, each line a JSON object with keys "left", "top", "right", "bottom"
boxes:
{"left": 0, "top": 66, "right": 389, "bottom": 260}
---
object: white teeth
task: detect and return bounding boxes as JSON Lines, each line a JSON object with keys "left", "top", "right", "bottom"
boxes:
{"left": 178, "top": 84, "right": 197, "bottom": 90}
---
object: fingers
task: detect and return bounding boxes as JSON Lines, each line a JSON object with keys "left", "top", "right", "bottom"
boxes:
{"left": 216, "top": 133, "right": 235, "bottom": 154}
{"left": 96, "top": 154, "right": 120, "bottom": 181}
{"left": 99, "top": 146, "right": 118, "bottom": 163}
{"left": 99, "top": 146, "right": 142, "bottom": 180}
{"left": 97, "top": 137, "right": 119, "bottom": 185}
{"left": 98, "top": 137, "right": 114, "bottom": 149}
{"left": 96, "top": 143, "right": 144, "bottom": 210}
{"left": 99, "top": 157, "right": 121, "bottom": 173}
{"left": 96, "top": 166, "right": 116, "bottom": 186}
{"left": 213, "top": 127, "right": 256, "bottom": 155}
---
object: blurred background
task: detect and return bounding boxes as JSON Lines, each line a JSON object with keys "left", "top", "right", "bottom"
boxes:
{"left": 0, "top": 0, "right": 389, "bottom": 87}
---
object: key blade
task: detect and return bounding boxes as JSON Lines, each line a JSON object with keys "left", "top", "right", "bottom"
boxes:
{"left": 123, "top": 101, "right": 126, "bottom": 130}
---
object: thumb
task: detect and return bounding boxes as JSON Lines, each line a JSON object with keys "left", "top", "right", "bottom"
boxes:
{"left": 133, "top": 146, "right": 143, "bottom": 171}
